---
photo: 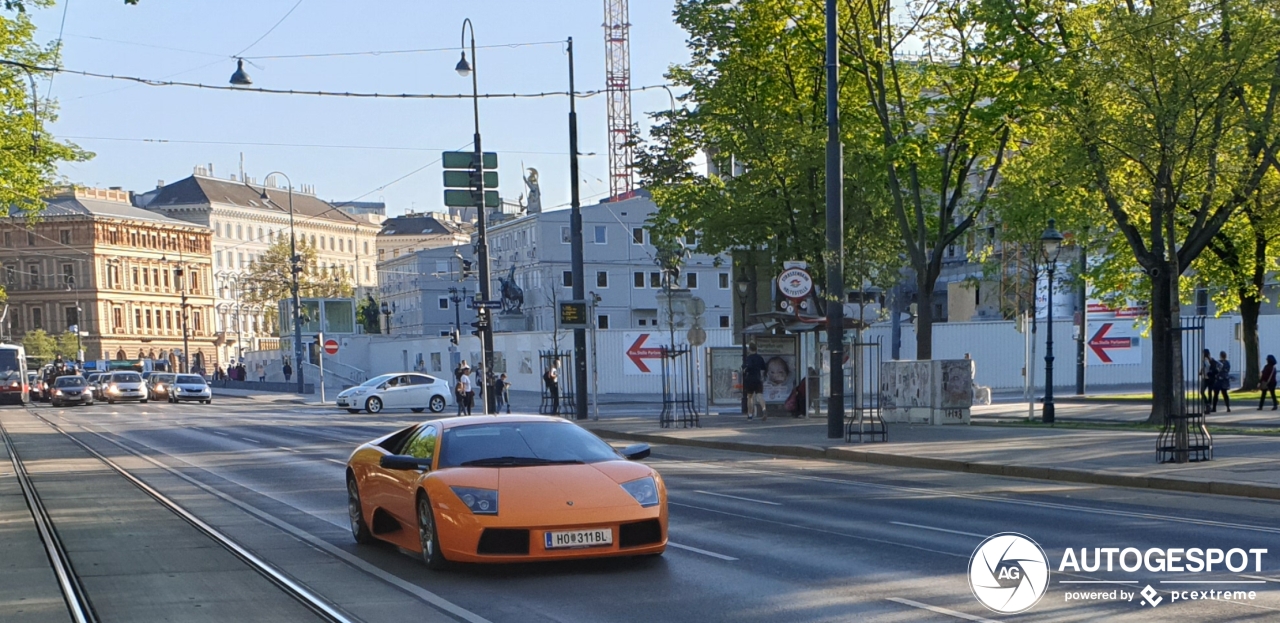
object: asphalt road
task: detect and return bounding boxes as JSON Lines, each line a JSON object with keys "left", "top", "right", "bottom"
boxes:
{"left": 30, "top": 398, "right": 1280, "bottom": 623}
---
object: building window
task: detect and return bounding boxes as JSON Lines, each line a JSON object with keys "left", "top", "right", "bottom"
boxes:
{"left": 634, "top": 272, "right": 645, "bottom": 288}
{"left": 638, "top": 318, "right": 647, "bottom": 327}
{"left": 594, "top": 225, "right": 607, "bottom": 244}
{"left": 216, "top": 251, "right": 223, "bottom": 268}
{"left": 562, "top": 271, "right": 573, "bottom": 288}
{"left": 3, "top": 265, "right": 13, "bottom": 285}
{"left": 719, "top": 272, "right": 730, "bottom": 289}
{"left": 649, "top": 272, "right": 661, "bottom": 288}
{"left": 134, "top": 309, "right": 141, "bottom": 330}
{"left": 364, "top": 241, "right": 369, "bottom": 254}
{"left": 27, "top": 265, "right": 38, "bottom": 287}
{"left": 685, "top": 231, "right": 697, "bottom": 245}
{"left": 27, "top": 230, "right": 35, "bottom": 246}
{"left": 236, "top": 225, "right": 243, "bottom": 240}
{"left": 113, "top": 308, "right": 123, "bottom": 330}
{"left": 632, "top": 227, "right": 644, "bottom": 244}
{"left": 216, "top": 222, "right": 222, "bottom": 237}
{"left": 59, "top": 230, "right": 71, "bottom": 245}
{"left": 2, "top": 231, "right": 10, "bottom": 247}
{"left": 597, "top": 315, "right": 610, "bottom": 329}
{"left": 596, "top": 271, "right": 608, "bottom": 288}
{"left": 65, "top": 306, "right": 78, "bottom": 330}
{"left": 131, "top": 267, "right": 139, "bottom": 288}
{"left": 193, "top": 311, "right": 202, "bottom": 333}
{"left": 719, "top": 315, "right": 730, "bottom": 328}
{"left": 166, "top": 310, "right": 173, "bottom": 331}
{"left": 62, "top": 264, "right": 73, "bottom": 285}
{"left": 438, "top": 297, "right": 449, "bottom": 310}
{"left": 686, "top": 272, "right": 698, "bottom": 289}
{"left": 163, "top": 270, "right": 171, "bottom": 289}
{"left": 31, "top": 307, "right": 42, "bottom": 330}
{"left": 145, "top": 309, "right": 152, "bottom": 330}
{"left": 561, "top": 227, "right": 571, "bottom": 244}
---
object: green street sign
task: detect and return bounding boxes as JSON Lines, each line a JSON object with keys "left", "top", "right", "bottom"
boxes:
{"left": 443, "top": 170, "right": 498, "bottom": 189}
{"left": 444, "top": 189, "right": 500, "bottom": 208}
{"left": 442, "top": 151, "right": 498, "bottom": 170}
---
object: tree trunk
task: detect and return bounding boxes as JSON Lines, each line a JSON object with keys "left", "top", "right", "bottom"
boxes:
{"left": 1148, "top": 268, "right": 1176, "bottom": 425}
{"left": 915, "top": 269, "right": 934, "bottom": 360}
{"left": 1240, "top": 294, "right": 1261, "bottom": 391}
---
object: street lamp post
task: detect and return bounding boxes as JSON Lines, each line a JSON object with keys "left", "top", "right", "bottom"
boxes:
{"left": 381, "top": 301, "right": 392, "bottom": 335}
{"left": 736, "top": 273, "right": 750, "bottom": 414}
{"left": 567, "top": 36, "right": 588, "bottom": 421}
{"left": 250, "top": 172, "right": 304, "bottom": 394}
{"left": 1040, "top": 219, "right": 1064, "bottom": 424}
{"left": 455, "top": 19, "right": 495, "bottom": 416}
{"left": 824, "top": 0, "right": 846, "bottom": 439}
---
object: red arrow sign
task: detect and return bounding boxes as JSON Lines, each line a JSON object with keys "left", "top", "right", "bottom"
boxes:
{"left": 626, "top": 334, "right": 665, "bottom": 373}
{"left": 1088, "top": 323, "right": 1131, "bottom": 363}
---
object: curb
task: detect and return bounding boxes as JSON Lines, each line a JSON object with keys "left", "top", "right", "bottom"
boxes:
{"left": 588, "top": 427, "right": 1280, "bottom": 503}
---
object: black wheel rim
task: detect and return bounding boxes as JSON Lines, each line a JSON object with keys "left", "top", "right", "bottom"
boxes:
{"left": 418, "top": 497, "right": 434, "bottom": 559}
{"left": 347, "top": 478, "right": 362, "bottom": 536}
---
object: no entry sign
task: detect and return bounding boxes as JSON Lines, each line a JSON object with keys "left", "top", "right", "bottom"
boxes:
{"left": 322, "top": 339, "right": 339, "bottom": 356}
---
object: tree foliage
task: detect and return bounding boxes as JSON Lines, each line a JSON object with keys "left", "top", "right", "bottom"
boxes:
{"left": 21, "top": 328, "right": 52, "bottom": 364}
{"left": 242, "top": 236, "right": 354, "bottom": 310}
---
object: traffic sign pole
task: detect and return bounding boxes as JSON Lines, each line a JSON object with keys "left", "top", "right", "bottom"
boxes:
{"left": 317, "top": 332, "right": 326, "bottom": 404}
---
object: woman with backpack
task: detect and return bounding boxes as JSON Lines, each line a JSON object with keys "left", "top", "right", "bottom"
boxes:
{"left": 1260, "top": 355, "right": 1278, "bottom": 411}
{"left": 1213, "top": 351, "right": 1232, "bottom": 412}
{"left": 1200, "top": 349, "right": 1218, "bottom": 411}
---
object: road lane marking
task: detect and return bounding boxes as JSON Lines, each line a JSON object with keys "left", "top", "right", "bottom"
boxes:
{"left": 211, "top": 431, "right": 229, "bottom": 437}
{"left": 325, "top": 458, "right": 346, "bottom": 466}
{"left": 239, "top": 437, "right": 260, "bottom": 444}
{"left": 670, "top": 502, "right": 966, "bottom": 559}
{"left": 694, "top": 490, "right": 781, "bottom": 506}
{"left": 667, "top": 542, "right": 738, "bottom": 561}
{"left": 661, "top": 460, "right": 1280, "bottom": 535}
{"left": 277, "top": 447, "right": 300, "bottom": 453}
{"left": 889, "top": 521, "right": 987, "bottom": 538}
{"left": 887, "top": 598, "right": 998, "bottom": 623}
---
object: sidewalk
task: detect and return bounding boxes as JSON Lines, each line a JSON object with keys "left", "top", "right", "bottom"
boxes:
{"left": 580, "top": 411, "right": 1280, "bottom": 502}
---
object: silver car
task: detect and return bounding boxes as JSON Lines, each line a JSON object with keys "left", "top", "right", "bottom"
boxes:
{"left": 169, "top": 374, "right": 212, "bottom": 404}
{"left": 105, "top": 371, "right": 148, "bottom": 404}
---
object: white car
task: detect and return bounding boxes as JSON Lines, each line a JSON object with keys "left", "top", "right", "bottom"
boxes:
{"left": 336, "top": 372, "right": 453, "bottom": 414}
{"left": 169, "top": 374, "right": 212, "bottom": 404}
{"left": 105, "top": 371, "right": 148, "bottom": 404}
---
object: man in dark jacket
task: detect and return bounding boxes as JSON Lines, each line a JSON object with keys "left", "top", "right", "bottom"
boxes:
{"left": 743, "top": 344, "right": 767, "bottom": 420}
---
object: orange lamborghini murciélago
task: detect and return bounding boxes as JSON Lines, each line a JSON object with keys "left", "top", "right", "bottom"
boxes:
{"left": 345, "top": 415, "right": 667, "bottom": 568}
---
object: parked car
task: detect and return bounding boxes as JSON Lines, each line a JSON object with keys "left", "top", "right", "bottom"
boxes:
{"left": 168, "top": 374, "right": 212, "bottom": 404}
{"left": 51, "top": 375, "right": 94, "bottom": 407}
{"left": 105, "top": 371, "right": 148, "bottom": 404}
{"left": 148, "top": 373, "right": 176, "bottom": 401}
{"left": 336, "top": 373, "right": 454, "bottom": 414}
{"left": 85, "top": 373, "right": 104, "bottom": 400}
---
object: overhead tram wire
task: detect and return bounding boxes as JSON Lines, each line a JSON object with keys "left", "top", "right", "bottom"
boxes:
{"left": 59, "top": 135, "right": 587, "bottom": 156}
{"left": 0, "top": 58, "right": 674, "bottom": 100}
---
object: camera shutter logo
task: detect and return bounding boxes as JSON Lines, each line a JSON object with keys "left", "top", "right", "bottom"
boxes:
{"left": 969, "top": 532, "right": 1050, "bottom": 614}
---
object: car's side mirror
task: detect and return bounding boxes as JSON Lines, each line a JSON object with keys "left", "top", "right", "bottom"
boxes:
{"left": 620, "top": 443, "right": 651, "bottom": 461}
{"left": 380, "top": 454, "right": 431, "bottom": 470}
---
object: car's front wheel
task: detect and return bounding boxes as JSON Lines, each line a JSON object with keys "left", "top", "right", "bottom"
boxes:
{"left": 366, "top": 396, "right": 383, "bottom": 414}
{"left": 347, "top": 475, "right": 374, "bottom": 544}
{"left": 429, "top": 395, "right": 446, "bottom": 413}
{"left": 417, "top": 493, "right": 448, "bottom": 570}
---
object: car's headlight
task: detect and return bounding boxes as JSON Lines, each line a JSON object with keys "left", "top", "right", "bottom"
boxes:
{"left": 620, "top": 476, "right": 659, "bottom": 507}
{"left": 53, "top": 389, "right": 62, "bottom": 396}
{"left": 450, "top": 486, "right": 498, "bottom": 515}
{"left": 108, "top": 385, "right": 119, "bottom": 393}
{"left": 173, "top": 387, "right": 183, "bottom": 393}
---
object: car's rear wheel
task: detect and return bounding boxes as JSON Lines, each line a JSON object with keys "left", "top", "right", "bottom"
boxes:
{"left": 417, "top": 494, "right": 448, "bottom": 570}
{"left": 366, "top": 396, "right": 383, "bottom": 414}
{"left": 346, "top": 475, "right": 374, "bottom": 544}
{"left": 429, "top": 395, "right": 446, "bottom": 413}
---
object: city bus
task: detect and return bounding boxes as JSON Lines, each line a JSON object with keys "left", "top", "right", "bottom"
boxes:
{"left": 0, "top": 344, "right": 29, "bottom": 404}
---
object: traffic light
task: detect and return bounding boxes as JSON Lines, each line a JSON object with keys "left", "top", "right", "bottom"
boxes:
{"left": 450, "top": 329, "right": 460, "bottom": 345}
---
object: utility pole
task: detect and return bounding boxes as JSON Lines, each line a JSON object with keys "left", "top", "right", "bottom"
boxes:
{"left": 458, "top": 19, "right": 493, "bottom": 416}
{"left": 1076, "top": 227, "right": 1088, "bottom": 395}
{"left": 824, "top": 0, "right": 846, "bottom": 439}
{"left": 568, "top": 37, "right": 588, "bottom": 421}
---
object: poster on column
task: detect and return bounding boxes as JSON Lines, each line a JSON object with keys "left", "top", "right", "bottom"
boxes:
{"left": 1034, "top": 263, "right": 1074, "bottom": 320}
{"left": 1086, "top": 320, "right": 1142, "bottom": 365}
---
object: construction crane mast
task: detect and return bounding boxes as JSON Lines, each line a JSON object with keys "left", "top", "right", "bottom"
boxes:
{"left": 603, "top": 0, "right": 634, "bottom": 199}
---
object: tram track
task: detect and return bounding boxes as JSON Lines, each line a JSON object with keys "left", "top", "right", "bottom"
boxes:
{"left": 1, "top": 408, "right": 359, "bottom": 623}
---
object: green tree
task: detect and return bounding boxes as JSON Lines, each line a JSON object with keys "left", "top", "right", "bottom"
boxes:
{"left": 55, "top": 330, "right": 78, "bottom": 359}
{"left": 635, "top": 0, "right": 900, "bottom": 312}
{"left": 986, "top": 0, "right": 1280, "bottom": 423}
{"left": 21, "top": 328, "right": 53, "bottom": 364}
{"left": 242, "top": 236, "right": 354, "bottom": 332}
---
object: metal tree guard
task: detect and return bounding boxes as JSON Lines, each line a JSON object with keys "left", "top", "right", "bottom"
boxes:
{"left": 659, "top": 346, "right": 699, "bottom": 428}
{"left": 539, "top": 349, "right": 575, "bottom": 418}
{"left": 846, "top": 336, "right": 887, "bottom": 442}
{"left": 1157, "top": 316, "right": 1213, "bottom": 463}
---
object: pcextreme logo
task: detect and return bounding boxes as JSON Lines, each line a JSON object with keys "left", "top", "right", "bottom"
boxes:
{"left": 969, "top": 533, "right": 1050, "bottom": 614}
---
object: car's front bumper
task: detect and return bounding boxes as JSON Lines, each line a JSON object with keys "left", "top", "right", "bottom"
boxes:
{"left": 436, "top": 504, "right": 667, "bottom": 563}
{"left": 171, "top": 390, "right": 211, "bottom": 401}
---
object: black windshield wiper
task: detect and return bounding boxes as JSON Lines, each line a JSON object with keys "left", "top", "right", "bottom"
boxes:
{"left": 459, "top": 456, "right": 585, "bottom": 467}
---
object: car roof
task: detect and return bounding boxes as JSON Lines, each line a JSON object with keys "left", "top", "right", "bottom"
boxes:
{"left": 433, "top": 414, "right": 570, "bottom": 431}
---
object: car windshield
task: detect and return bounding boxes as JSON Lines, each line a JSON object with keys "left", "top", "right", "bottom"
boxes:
{"left": 360, "top": 374, "right": 397, "bottom": 387}
{"left": 176, "top": 375, "right": 205, "bottom": 385}
{"left": 154, "top": 375, "right": 174, "bottom": 383}
{"left": 55, "top": 376, "right": 86, "bottom": 387}
{"left": 438, "top": 422, "right": 620, "bottom": 468}
{"left": 113, "top": 373, "right": 142, "bottom": 383}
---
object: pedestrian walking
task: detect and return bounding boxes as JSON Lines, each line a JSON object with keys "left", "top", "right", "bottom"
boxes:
{"left": 1214, "top": 350, "right": 1232, "bottom": 412}
{"left": 544, "top": 359, "right": 560, "bottom": 414}
{"left": 282, "top": 360, "right": 293, "bottom": 382}
{"left": 1200, "top": 349, "right": 1219, "bottom": 411}
{"left": 743, "top": 343, "right": 767, "bottom": 420}
{"left": 1261, "top": 355, "right": 1278, "bottom": 411}
{"left": 458, "top": 365, "right": 474, "bottom": 415}
{"left": 255, "top": 361, "right": 265, "bottom": 383}
{"left": 214, "top": 365, "right": 225, "bottom": 381}
{"left": 496, "top": 373, "right": 510, "bottom": 414}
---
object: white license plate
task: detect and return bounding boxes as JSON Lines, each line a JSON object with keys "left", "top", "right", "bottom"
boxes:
{"left": 544, "top": 528, "right": 613, "bottom": 549}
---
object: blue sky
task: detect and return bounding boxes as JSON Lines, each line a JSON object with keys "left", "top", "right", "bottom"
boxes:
{"left": 31, "top": 1, "right": 690, "bottom": 216}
